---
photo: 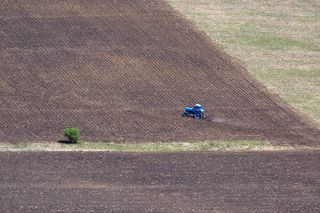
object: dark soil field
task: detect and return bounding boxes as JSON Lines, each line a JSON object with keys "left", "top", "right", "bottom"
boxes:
{"left": 0, "top": 151, "right": 319, "bottom": 212}
{"left": 0, "top": 0, "right": 319, "bottom": 144}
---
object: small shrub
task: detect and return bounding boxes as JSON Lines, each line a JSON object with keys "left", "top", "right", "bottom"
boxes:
{"left": 64, "top": 128, "right": 80, "bottom": 144}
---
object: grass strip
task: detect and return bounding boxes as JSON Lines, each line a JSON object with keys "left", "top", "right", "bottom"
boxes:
{"left": 0, "top": 140, "right": 295, "bottom": 152}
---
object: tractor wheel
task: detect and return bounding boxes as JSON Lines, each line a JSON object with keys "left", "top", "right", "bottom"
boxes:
{"left": 195, "top": 112, "right": 202, "bottom": 119}
{"left": 183, "top": 112, "right": 189, "bottom": 117}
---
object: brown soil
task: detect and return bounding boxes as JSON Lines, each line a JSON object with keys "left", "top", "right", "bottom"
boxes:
{"left": 0, "top": 0, "right": 319, "bottom": 144}
{"left": 0, "top": 151, "right": 319, "bottom": 212}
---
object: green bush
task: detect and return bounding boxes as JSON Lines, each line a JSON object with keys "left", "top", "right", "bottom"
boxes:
{"left": 64, "top": 128, "right": 80, "bottom": 144}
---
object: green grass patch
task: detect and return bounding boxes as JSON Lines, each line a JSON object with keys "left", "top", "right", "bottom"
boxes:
{"left": 0, "top": 140, "right": 273, "bottom": 152}
{"left": 255, "top": 68, "right": 320, "bottom": 123}
{"left": 225, "top": 33, "right": 320, "bottom": 51}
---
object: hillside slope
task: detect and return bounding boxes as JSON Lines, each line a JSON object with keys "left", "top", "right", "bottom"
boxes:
{"left": 0, "top": 0, "right": 319, "bottom": 144}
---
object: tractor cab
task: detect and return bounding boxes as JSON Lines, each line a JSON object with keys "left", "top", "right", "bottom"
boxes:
{"left": 194, "top": 104, "right": 202, "bottom": 110}
{"left": 183, "top": 104, "right": 205, "bottom": 119}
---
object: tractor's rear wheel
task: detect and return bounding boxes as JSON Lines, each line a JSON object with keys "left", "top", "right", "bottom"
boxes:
{"left": 195, "top": 112, "right": 202, "bottom": 119}
{"left": 183, "top": 112, "right": 190, "bottom": 117}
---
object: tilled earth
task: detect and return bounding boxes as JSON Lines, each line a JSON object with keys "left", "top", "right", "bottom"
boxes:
{"left": 0, "top": 0, "right": 319, "bottom": 144}
{"left": 0, "top": 151, "right": 319, "bottom": 212}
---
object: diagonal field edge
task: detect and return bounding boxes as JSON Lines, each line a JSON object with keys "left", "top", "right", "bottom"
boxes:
{"left": 0, "top": 0, "right": 319, "bottom": 145}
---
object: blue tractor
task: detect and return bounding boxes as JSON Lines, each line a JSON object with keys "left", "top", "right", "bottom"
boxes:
{"left": 182, "top": 104, "right": 205, "bottom": 119}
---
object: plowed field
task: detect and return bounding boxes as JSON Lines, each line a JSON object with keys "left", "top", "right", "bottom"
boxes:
{"left": 1, "top": 151, "right": 320, "bottom": 212}
{"left": 0, "top": 0, "right": 319, "bottom": 144}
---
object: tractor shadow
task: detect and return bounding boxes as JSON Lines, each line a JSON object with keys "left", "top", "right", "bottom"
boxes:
{"left": 57, "top": 140, "right": 72, "bottom": 144}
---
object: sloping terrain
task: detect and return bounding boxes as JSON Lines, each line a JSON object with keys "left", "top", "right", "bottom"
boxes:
{"left": 1, "top": 151, "right": 320, "bottom": 212}
{"left": 0, "top": 0, "right": 319, "bottom": 144}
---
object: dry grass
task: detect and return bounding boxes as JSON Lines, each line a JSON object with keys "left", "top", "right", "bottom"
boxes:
{"left": 0, "top": 140, "right": 317, "bottom": 152}
{"left": 168, "top": 0, "right": 320, "bottom": 125}
{"left": 0, "top": 140, "right": 273, "bottom": 152}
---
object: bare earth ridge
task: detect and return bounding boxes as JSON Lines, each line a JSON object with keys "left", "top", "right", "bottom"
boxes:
{"left": 0, "top": 151, "right": 320, "bottom": 212}
{"left": 0, "top": 0, "right": 319, "bottom": 144}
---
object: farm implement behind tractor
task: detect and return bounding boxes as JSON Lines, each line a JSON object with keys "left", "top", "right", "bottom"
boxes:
{"left": 182, "top": 104, "right": 205, "bottom": 119}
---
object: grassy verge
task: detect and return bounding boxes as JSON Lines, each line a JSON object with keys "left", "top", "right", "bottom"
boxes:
{"left": 168, "top": 0, "right": 320, "bottom": 125}
{"left": 0, "top": 140, "right": 280, "bottom": 152}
